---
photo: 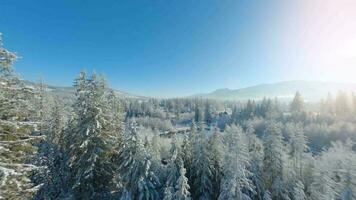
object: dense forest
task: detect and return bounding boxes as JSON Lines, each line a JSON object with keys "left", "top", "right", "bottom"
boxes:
{"left": 1, "top": 35, "right": 356, "bottom": 200}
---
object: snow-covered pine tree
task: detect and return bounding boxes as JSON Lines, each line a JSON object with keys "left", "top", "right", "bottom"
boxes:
{"left": 194, "top": 102, "right": 204, "bottom": 123}
{"left": 286, "top": 123, "right": 308, "bottom": 179}
{"left": 68, "top": 73, "right": 119, "bottom": 199}
{"left": 137, "top": 156, "right": 161, "bottom": 200}
{"left": 262, "top": 121, "right": 290, "bottom": 200}
{"left": 0, "top": 33, "right": 41, "bottom": 199}
{"left": 309, "top": 165, "right": 337, "bottom": 200}
{"left": 262, "top": 190, "right": 272, "bottom": 200}
{"left": 204, "top": 101, "right": 213, "bottom": 126}
{"left": 163, "top": 135, "right": 181, "bottom": 199}
{"left": 246, "top": 123, "right": 264, "bottom": 200}
{"left": 106, "top": 89, "right": 123, "bottom": 142}
{"left": 310, "top": 140, "right": 356, "bottom": 200}
{"left": 208, "top": 127, "right": 224, "bottom": 199}
{"left": 33, "top": 99, "right": 67, "bottom": 199}
{"left": 116, "top": 122, "right": 160, "bottom": 199}
{"left": 290, "top": 92, "right": 304, "bottom": 113}
{"left": 163, "top": 188, "right": 174, "bottom": 200}
{"left": 190, "top": 123, "right": 213, "bottom": 200}
{"left": 47, "top": 99, "right": 65, "bottom": 145}
{"left": 340, "top": 163, "right": 356, "bottom": 200}
{"left": 292, "top": 180, "right": 306, "bottom": 200}
{"left": 284, "top": 123, "right": 310, "bottom": 199}
{"left": 334, "top": 140, "right": 356, "bottom": 200}
{"left": 144, "top": 130, "right": 163, "bottom": 182}
{"left": 218, "top": 125, "right": 253, "bottom": 200}
{"left": 182, "top": 120, "right": 196, "bottom": 191}
{"left": 173, "top": 157, "right": 191, "bottom": 200}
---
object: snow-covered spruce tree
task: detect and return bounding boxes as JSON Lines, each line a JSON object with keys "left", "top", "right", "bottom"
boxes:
{"left": 262, "top": 122, "right": 290, "bottom": 200}
{"left": 173, "top": 157, "right": 191, "bottom": 200}
{"left": 34, "top": 99, "right": 67, "bottom": 199}
{"left": 340, "top": 163, "right": 356, "bottom": 200}
{"left": 47, "top": 99, "right": 65, "bottom": 145}
{"left": 208, "top": 127, "right": 224, "bottom": 199}
{"left": 262, "top": 190, "right": 272, "bottom": 200}
{"left": 0, "top": 34, "right": 41, "bottom": 199}
{"left": 33, "top": 79, "right": 53, "bottom": 132}
{"left": 194, "top": 102, "right": 204, "bottom": 124}
{"left": 290, "top": 92, "right": 304, "bottom": 113}
{"left": 68, "top": 73, "right": 120, "bottom": 199}
{"left": 190, "top": 123, "right": 213, "bottom": 200}
{"left": 182, "top": 120, "right": 196, "bottom": 191}
{"left": 292, "top": 180, "right": 306, "bottom": 200}
{"left": 309, "top": 164, "right": 337, "bottom": 200}
{"left": 332, "top": 140, "right": 356, "bottom": 200}
{"left": 142, "top": 130, "right": 163, "bottom": 183}
{"left": 286, "top": 123, "right": 308, "bottom": 179}
{"left": 32, "top": 79, "right": 64, "bottom": 199}
{"left": 284, "top": 123, "right": 310, "bottom": 199}
{"left": 218, "top": 125, "right": 253, "bottom": 200}
{"left": 106, "top": 89, "right": 123, "bottom": 142}
{"left": 204, "top": 101, "right": 213, "bottom": 126}
{"left": 56, "top": 116, "right": 77, "bottom": 198}
{"left": 245, "top": 123, "right": 264, "bottom": 200}
{"left": 309, "top": 140, "right": 356, "bottom": 200}
{"left": 163, "top": 135, "right": 181, "bottom": 199}
{"left": 116, "top": 122, "right": 160, "bottom": 199}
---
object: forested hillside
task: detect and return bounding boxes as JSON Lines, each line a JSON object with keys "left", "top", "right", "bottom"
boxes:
{"left": 1, "top": 35, "right": 356, "bottom": 200}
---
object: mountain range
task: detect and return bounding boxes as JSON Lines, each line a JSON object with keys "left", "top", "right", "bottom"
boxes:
{"left": 192, "top": 80, "right": 356, "bottom": 102}
{"left": 26, "top": 80, "right": 356, "bottom": 102}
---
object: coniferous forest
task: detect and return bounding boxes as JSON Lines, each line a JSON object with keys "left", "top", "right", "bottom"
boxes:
{"left": 1, "top": 35, "right": 356, "bottom": 200}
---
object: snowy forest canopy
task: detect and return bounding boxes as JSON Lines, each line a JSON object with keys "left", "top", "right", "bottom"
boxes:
{"left": 1, "top": 35, "right": 356, "bottom": 200}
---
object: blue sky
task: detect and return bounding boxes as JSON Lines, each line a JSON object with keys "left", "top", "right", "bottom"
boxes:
{"left": 1, "top": 0, "right": 356, "bottom": 97}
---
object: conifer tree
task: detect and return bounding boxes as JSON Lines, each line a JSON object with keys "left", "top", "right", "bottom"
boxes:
{"left": 163, "top": 136, "right": 181, "bottom": 199}
{"left": 204, "top": 101, "right": 213, "bottom": 126}
{"left": 182, "top": 121, "right": 196, "bottom": 189}
{"left": 0, "top": 33, "right": 41, "bottom": 199}
{"left": 191, "top": 124, "right": 213, "bottom": 199}
{"left": 292, "top": 180, "right": 306, "bottom": 200}
{"left": 173, "top": 157, "right": 191, "bottom": 200}
{"left": 218, "top": 125, "right": 253, "bottom": 200}
{"left": 68, "top": 73, "right": 118, "bottom": 199}
{"left": 262, "top": 122, "right": 289, "bottom": 200}
{"left": 208, "top": 127, "right": 224, "bottom": 199}
{"left": 194, "top": 102, "right": 204, "bottom": 123}
{"left": 290, "top": 92, "right": 304, "bottom": 113}
{"left": 246, "top": 123, "right": 264, "bottom": 200}
{"left": 116, "top": 123, "right": 160, "bottom": 199}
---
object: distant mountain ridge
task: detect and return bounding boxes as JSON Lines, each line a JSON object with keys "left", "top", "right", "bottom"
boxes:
{"left": 23, "top": 80, "right": 145, "bottom": 100}
{"left": 192, "top": 81, "right": 356, "bottom": 102}
{"left": 24, "top": 80, "right": 356, "bottom": 102}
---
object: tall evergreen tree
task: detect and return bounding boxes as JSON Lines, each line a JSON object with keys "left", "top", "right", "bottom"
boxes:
{"left": 208, "top": 127, "right": 224, "bottom": 199}
{"left": 262, "top": 122, "right": 289, "bottom": 200}
{"left": 68, "top": 73, "right": 119, "bottom": 199}
{"left": 163, "top": 136, "right": 181, "bottom": 199}
{"left": 191, "top": 124, "right": 213, "bottom": 199}
{"left": 218, "top": 125, "right": 253, "bottom": 200}
{"left": 116, "top": 123, "right": 160, "bottom": 199}
{"left": 182, "top": 120, "right": 196, "bottom": 190}
{"left": 0, "top": 34, "right": 41, "bottom": 199}
{"left": 194, "top": 102, "right": 204, "bottom": 124}
{"left": 246, "top": 123, "right": 264, "bottom": 200}
{"left": 204, "top": 101, "right": 213, "bottom": 126}
{"left": 290, "top": 92, "right": 304, "bottom": 113}
{"left": 173, "top": 157, "right": 191, "bottom": 200}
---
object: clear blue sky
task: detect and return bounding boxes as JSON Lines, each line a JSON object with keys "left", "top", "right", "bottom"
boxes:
{"left": 1, "top": 0, "right": 356, "bottom": 97}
